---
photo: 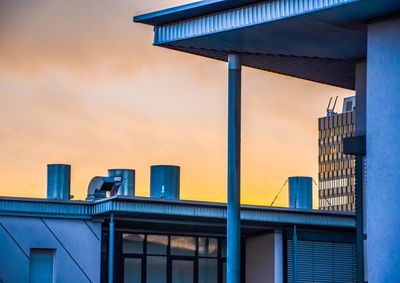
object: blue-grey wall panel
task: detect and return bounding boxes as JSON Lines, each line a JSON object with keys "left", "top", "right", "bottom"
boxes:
{"left": 366, "top": 17, "right": 400, "bottom": 282}
{"left": 29, "top": 249, "right": 54, "bottom": 283}
{"left": 0, "top": 224, "right": 29, "bottom": 283}
{"left": 0, "top": 216, "right": 101, "bottom": 283}
{"left": 44, "top": 218, "right": 101, "bottom": 282}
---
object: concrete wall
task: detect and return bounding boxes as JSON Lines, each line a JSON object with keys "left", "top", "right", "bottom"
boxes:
{"left": 0, "top": 216, "right": 101, "bottom": 283}
{"left": 246, "top": 231, "right": 283, "bottom": 283}
{"left": 367, "top": 17, "right": 400, "bottom": 282}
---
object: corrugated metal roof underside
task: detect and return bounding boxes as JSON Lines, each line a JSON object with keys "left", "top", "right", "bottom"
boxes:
{"left": 145, "top": 0, "right": 400, "bottom": 89}
{"left": 166, "top": 45, "right": 356, "bottom": 89}
{"left": 0, "top": 197, "right": 355, "bottom": 228}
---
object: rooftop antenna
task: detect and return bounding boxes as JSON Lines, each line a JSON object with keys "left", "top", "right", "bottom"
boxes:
{"left": 327, "top": 96, "right": 338, "bottom": 117}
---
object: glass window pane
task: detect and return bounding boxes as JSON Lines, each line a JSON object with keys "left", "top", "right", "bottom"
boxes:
{"left": 147, "top": 235, "right": 168, "bottom": 255}
{"left": 124, "top": 258, "right": 141, "bottom": 283}
{"left": 221, "top": 239, "right": 226, "bottom": 257}
{"left": 147, "top": 256, "right": 167, "bottom": 283}
{"left": 172, "top": 260, "right": 194, "bottom": 283}
{"left": 199, "top": 258, "right": 217, "bottom": 283}
{"left": 123, "top": 234, "right": 144, "bottom": 254}
{"left": 30, "top": 249, "right": 54, "bottom": 283}
{"left": 171, "top": 236, "right": 195, "bottom": 256}
{"left": 223, "top": 262, "right": 226, "bottom": 283}
{"left": 198, "top": 238, "right": 218, "bottom": 257}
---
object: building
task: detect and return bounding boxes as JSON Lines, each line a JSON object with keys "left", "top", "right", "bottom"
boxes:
{"left": 0, "top": 165, "right": 356, "bottom": 283}
{"left": 1, "top": 0, "right": 399, "bottom": 282}
{"left": 318, "top": 97, "right": 356, "bottom": 211}
{"left": 134, "top": 1, "right": 400, "bottom": 281}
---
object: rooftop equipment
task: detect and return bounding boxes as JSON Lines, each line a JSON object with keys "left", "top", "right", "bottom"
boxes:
{"left": 342, "top": 96, "right": 356, "bottom": 113}
{"left": 47, "top": 164, "right": 71, "bottom": 200}
{"left": 86, "top": 168, "right": 135, "bottom": 201}
{"left": 150, "top": 165, "right": 180, "bottom": 200}
{"left": 108, "top": 169, "right": 135, "bottom": 197}
{"left": 326, "top": 96, "right": 338, "bottom": 117}
{"left": 288, "top": 176, "right": 312, "bottom": 209}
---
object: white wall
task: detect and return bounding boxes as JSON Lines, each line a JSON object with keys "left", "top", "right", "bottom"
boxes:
{"left": 246, "top": 231, "right": 283, "bottom": 283}
{"left": 0, "top": 216, "right": 101, "bottom": 283}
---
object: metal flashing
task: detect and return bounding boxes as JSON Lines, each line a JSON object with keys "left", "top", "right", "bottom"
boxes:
{"left": 153, "top": 0, "right": 358, "bottom": 45}
{"left": 0, "top": 196, "right": 355, "bottom": 228}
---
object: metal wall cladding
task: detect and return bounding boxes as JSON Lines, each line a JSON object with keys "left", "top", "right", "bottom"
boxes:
{"left": 287, "top": 240, "right": 356, "bottom": 283}
{"left": 155, "top": 0, "right": 356, "bottom": 44}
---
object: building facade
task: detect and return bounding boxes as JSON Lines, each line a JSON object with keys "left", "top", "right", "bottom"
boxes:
{"left": 318, "top": 97, "right": 356, "bottom": 211}
{"left": 0, "top": 196, "right": 356, "bottom": 283}
{"left": 0, "top": 165, "right": 357, "bottom": 283}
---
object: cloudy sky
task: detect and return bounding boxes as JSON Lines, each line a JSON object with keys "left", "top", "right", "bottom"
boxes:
{"left": 0, "top": 0, "right": 352, "bottom": 206}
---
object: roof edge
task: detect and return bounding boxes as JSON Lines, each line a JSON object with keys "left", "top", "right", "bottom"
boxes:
{"left": 133, "top": 0, "right": 263, "bottom": 26}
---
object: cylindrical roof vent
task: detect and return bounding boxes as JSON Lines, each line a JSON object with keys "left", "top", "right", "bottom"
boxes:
{"left": 288, "top": 176, "right": 312, "bottom": 209}
{"left": 150, "top": 165, "right": 180, "bottom": 200}
{"left": 108, "top": 169, "right": 135, "bottom": 197}
{"left": 47, "top": 164, "right": 71, "bottom": 200}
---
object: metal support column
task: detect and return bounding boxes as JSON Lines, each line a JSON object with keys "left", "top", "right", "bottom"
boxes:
{"left": 343, "top": 135, "right": 366, "bottom": 283}
{"left": 108, "top": 214, "right": 115, "bottom": 283}
{"left": 227, "top": 54, "right": 241, "bottom": 283}
{"left": 355, "top": 156, "right": 365, "bottom": 283}
{"left": 293, "top": 225, "right": 298, "bottom": 283}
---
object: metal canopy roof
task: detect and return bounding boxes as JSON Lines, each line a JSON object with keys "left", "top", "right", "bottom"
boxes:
{"left": 134, "top": 0, "right": 400, "bottom": 89}
{"left": 0, "top": 196, "right": 355, "bottom": 228}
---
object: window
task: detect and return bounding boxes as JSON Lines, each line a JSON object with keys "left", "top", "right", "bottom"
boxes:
{"left": 123, "top": 234, "right": 144, "bottom": 254}
{"left": 124, "top": 258, "right": 141, "bottom": 283}
{"left": 147, "top": 234, "right": 168, "bottom": 255}
{"left": 30, "top": 249, "right": 54, "bottom": 283}
{"left": 199, "top": 258, "right": 218, "bottom": 283}
{"left": 147, "top": 256, "right": 167, "bottom": 283}
{"left": 171, "top": 236, "right": 196, "bottom": 256}
{"left": 121, "top": 234, "right": 225, "bottom": 283}
{"left": 199, "top": 237, "right": 218, "bottom": 257}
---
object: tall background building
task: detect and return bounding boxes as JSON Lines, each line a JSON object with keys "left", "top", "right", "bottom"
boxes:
{"left": 318, "top": 96, "right": 356, "bottom": 211}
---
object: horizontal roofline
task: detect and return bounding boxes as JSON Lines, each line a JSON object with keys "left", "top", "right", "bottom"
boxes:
{"left": 0, "top": 196, "right": 355, "bottom": 228}
{"left": 133, "top": 0, "right": 263, "bottom": 26}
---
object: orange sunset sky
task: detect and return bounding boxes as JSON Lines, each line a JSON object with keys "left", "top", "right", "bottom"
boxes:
{"left": 0, "top": 0, "right": 353, "bottom": 207}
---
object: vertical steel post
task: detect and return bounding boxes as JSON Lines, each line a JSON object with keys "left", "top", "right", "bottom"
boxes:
{"left": 108, "top": 214, "right": 115, "bottom": 283}
{"left": 355, "top": 156, "right": 365, "bottom": 283}
{"left": 293, "top": 225, "right": 298, "bottom": 283}
{"left": 227, "top": 54, "right": 241, "bottom": 283}
{"left": 355, "top": 62, "right": 366, "bottom": 283}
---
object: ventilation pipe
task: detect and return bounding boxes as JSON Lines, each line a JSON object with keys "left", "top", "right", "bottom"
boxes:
{"left": 288, "top": 176, "right": 312, "bottom": 209}
{"left": 47, "top": 164, "right": 71, "bottom": 200}
{"left": 150, "top": 165, "right": 180, "bottom": 200}
{"left": 108, "top": 169, "right": 135, "bottom": 197}
{"left": 86, "top": 168, "right": 135, "bottom": 201}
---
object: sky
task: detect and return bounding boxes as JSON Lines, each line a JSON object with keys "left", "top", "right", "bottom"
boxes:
{"left": 0, "top": 0, "right": 353, "bottom": 207}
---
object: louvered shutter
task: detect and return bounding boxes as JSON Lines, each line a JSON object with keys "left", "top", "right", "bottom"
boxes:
{"left": 287, "top": 240, "right": 356, "bottom": 283}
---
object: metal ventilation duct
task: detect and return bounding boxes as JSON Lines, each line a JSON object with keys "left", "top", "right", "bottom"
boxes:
{"left": 288, "top": 176, "right": 313, "bottom": 209}
{"left": 47, "top": 164, "right": 71, "bottom": 200}
{"left": 150, "top": 165, "right": 180, "bottom": 200}
{"left": 86, "top": 168, "right": 135, "bottom": 201}
{"left": 108, "top": 169, "right": 135, "bottom": 197}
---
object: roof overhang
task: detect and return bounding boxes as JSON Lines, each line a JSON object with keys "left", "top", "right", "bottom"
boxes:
{"left": 134, "top": 0, "right": 400, "bottom": 89}
{"left": 0, "top": 196, "right": 355, "bottom": 229}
